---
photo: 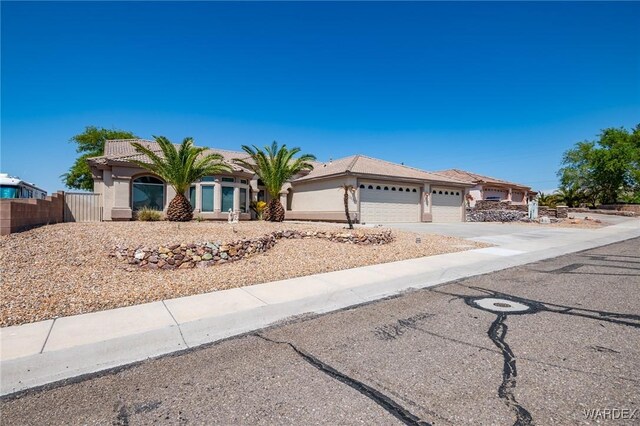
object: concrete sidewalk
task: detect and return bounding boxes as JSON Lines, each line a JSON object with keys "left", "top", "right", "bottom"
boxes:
{"left": 1, "top": 218, "right": 638, "bottom": 396}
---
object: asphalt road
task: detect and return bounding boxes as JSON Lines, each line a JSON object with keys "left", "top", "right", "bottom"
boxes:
{"left": 2, "top": 238, "right": 639, "bottom": 425}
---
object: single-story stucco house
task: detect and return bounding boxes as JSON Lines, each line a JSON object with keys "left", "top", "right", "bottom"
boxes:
{"left": 88, "top": 139, "right": 526, "bottom": 223}
{"left": 436, "top": 169, "right": 535, "bottom": 208}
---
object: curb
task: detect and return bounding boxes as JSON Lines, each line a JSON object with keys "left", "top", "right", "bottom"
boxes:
{"left": 1, "top": 221, "right": 638, "bottom": 396}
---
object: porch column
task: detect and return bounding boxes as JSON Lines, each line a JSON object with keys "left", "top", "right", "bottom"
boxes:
{"left": 233, "top": 187, "right": 240, "bottom": 213}
{"left": 214, "top": 182, "right": 222, "bottom": 212}
{"left": 508, "top": 188, "right": 513, "bottom": 202}
{"left": 194, "top": 183, "right": 201, "bottom": 213}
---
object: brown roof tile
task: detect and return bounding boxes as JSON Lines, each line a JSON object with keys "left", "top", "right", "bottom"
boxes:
{"left": 294, "top": 155, "right": 470, "bottom": 185}
{"left": 89, "top": 139, "right": 252, "bottom": 172}
{"left": 436, "top": 169, "right": 531, "bottom": 189}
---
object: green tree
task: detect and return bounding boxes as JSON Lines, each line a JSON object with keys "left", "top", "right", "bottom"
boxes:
{"left": 233, "top": 142, "right": 316, "bottom": 222}
{"left": 62, "top": 126, "right": 137, "bottom": 190}
{"left": 536, "top": 192, "right": 557, "bottom": 208}
{"left": 130, "top": 136, "right": 231, "bottom": 221}
{"left": 554, "top": 185, "right": 585, "bottom": 208}
{"left": 558, "top": 125, "right": 640, "bottom": 205}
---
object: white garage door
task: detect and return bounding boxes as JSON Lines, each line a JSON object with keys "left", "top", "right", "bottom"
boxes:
{"left": 431, "top": 187, "right": 462, "bottom": 223}
{"left": 360, "top": 183, "right": 420, "bottom": 223}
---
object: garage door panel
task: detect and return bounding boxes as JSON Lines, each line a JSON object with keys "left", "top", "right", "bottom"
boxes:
{"left": 360, "top": 183, "right": 420, "bottom": 223}
{"left": 431, "top": 187, "right": 462, "bottom": 223}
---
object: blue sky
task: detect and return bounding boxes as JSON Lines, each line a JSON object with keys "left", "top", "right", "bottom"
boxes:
{"left": 2, "top": 1, "right": 638, "bottom": 194}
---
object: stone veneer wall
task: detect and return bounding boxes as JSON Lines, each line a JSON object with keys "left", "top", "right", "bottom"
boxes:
{"left": 467, "top": 200, "right": 567, "bottom": 222}
{"left": 0, "top": 192, "right": 65, "bottom": 235}
{"left": 596, "top": 204, "right": 640, "bottom": 214}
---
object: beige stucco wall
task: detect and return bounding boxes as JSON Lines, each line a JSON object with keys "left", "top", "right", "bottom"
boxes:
{"left": 290, "top": 177, "right": 358, "bottom": 212}
{"left": 465, "top": 185, "right": 483, "bottom": 207}
{"left": 97, "top": 163, "right": 253, "bottom": 221}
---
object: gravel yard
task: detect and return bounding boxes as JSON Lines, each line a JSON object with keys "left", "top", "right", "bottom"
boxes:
{"left": 0, "top": 221, "right": 486, "bottom": 327}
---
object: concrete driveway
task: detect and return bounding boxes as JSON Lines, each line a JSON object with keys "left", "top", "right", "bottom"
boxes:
{"left": 385, "top": 213, "right": 637, "bottom": 247}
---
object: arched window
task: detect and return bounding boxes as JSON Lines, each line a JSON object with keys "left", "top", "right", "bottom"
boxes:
{"left": 368, "top": 185, "right": 374, "bottom": 189}
{"left": 439, "top": 190, "right": 443, "bottom": 194}
{"left": 432, "top": 190, "right": 436, "bottom": 194}
{"left": 359, "top": 184, "right": 365, "bottom": 189}
{"left": 384, "top": 186, "right": 389, "bottom": 190}
{"left": 412, "top": 189, "right": 417, "bottom": 193}
{"left": 132, "top": 176, "right": 165, "bottom": 211}
{"left": 391, "top": 187, "right": 396, "bottom": 191}
{"left": 376, "top": 186, "right": 381, "bottom": 190}
{"left": 456, "top": 192, "right": 460, "bottom": 196}
{"left": 445, "top": 191, "right": 449, "bottom": 195}
{"left": 399, "top": 188, "right": 403, "bottom": 192}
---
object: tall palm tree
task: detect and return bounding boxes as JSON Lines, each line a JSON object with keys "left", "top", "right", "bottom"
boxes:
{"left": 130, "top": 136, "right": 231, "bottom": 221}
{"left": 234, "top": 142, "right": 316, "bottom": 222}
{"left": 340, "top": 184, "right": 355, "bottom": 229}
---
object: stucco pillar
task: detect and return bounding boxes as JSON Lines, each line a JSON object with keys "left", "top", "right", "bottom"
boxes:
{"left": 214, "top": 182, "right": 222, "bottom": 213}
{"left": 233, "top": 187, "right": 240, "bottom": 212}
{"left": 279, "top": 191, "right": 288, "bottom": 210}
{"left": 250, "top": 179, "right": 259, "bottom": 203}
{"left": 508, "top": 188, "right": 513, "bottom": 202}
{"left": 165, "top": 187, "right": 177, "bottom": 212}
{"left": 194, "top": 184, "right": 201, "bottom": 213}
{"left": 424, "top": 183, "right": 432, "bottom": 214}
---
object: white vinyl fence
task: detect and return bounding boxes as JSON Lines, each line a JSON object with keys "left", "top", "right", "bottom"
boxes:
{"left": 64, "top": 193, "right": 102, "bottom": 222}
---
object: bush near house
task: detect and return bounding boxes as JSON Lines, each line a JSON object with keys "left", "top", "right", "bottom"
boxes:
{"left": 136, "top": 207, "right": 163, "bottom": 221}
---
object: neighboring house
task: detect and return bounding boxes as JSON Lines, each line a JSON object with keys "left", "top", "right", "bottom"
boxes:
{"left": 88, "top": 139, "right": 472, "bottom": 223}
{"left": 436, "top": 169, "right": 535, "bottom": 207}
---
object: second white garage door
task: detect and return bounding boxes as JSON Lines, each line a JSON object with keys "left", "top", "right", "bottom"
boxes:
{"left": 431, "top": 187, "right": 463, "bottom": 223}
{"left": 360, "top": 183, "right": 420, "bottom": 223}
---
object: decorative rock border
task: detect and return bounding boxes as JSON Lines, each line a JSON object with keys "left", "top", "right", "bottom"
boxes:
{"left": 112, "top": 230, "right": 394, "bottom": 270}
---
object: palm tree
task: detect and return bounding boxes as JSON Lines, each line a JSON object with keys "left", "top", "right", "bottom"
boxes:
{"left": 234, "top": 142, "right": 316, "bottom": 222}
{"left": 130, "top": 136, "right": 231, "bottom": 221}
{"left": 536, "top": 192, "right": 558, "bottom": 208}
{"left": 554, "top": 185, "right": 585, "bottom": 208}
{"left": 340, "top": 184, "right": 355, "bottom": 229}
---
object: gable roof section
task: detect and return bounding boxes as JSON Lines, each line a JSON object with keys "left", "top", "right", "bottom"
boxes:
{"left": 294, "top": 155, "right": 470, "bottom": 185}
{"left": 89, "top": 139, "right": 252, "bottom": 173}
{"left": 436, "top": 169, "right": 531, "bottom": 190}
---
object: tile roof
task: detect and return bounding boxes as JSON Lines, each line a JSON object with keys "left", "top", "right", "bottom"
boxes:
{"left": 435, "top": 169, "right": 531, "bottom": 189}
{"left": 294, "top": 155, "right": 470, "bottom": 185}
{"left": 89, "top": 139, "right": 252, "bottom": 173}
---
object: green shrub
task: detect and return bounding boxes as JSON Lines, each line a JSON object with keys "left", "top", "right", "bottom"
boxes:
{"left": 136, "top": 207, "right": 163, "bottom": 221}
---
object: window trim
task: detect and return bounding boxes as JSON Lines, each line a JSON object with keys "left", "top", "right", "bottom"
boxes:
{"left": 131, "top": 175, "right": 165, "bottom": 211}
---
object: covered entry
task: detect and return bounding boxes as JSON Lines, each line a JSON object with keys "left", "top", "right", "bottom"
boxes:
{"left": 359, "top": 183, "right": 420, "bottom": 223}
{"left": 431, "top": 187, "right": 463, "bottom": 222}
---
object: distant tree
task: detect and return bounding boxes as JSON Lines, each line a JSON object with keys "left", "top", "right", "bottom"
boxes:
{"left": 553, "top": 185, "right": 585, "bottom": 208}
{"left": 557, "top": 125, "right": 640, "bottom": 205}
{"left": 536, "top": 192, "right": 557, "bottom": 208}
{"left": 130, "top": 136, "right": 231, "bottom": 221}
{"left": 62, "top": 126, "right": 137, "bottom": 191}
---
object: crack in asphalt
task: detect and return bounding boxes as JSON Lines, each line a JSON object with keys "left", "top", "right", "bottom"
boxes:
{"left": 425, "top": 284, "right": 640, "bottom": 426}
{"left": 255, "top": 334, "right": 431, "bottom": 426}
{"left": 488, "top": 314, "right": 534, "bottom": 426}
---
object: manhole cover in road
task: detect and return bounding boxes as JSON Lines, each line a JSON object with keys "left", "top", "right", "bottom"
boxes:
{"left": 472, "top": 297, "right": 531, "bottom": 313}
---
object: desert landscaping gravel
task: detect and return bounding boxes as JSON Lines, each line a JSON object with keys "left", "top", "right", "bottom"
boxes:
{"left": 0, "top": 221, "right": 487, "bottom": 327}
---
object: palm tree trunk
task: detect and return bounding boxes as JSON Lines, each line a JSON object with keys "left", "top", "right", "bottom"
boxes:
{"left": 166, "top": 193, "right": 193, "bottom": 222}
{"left": 265, "top": 198, "right": 285, "bottom": 222}
{"left": 344, "top": 189, "right": 353, "bottom": 229}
